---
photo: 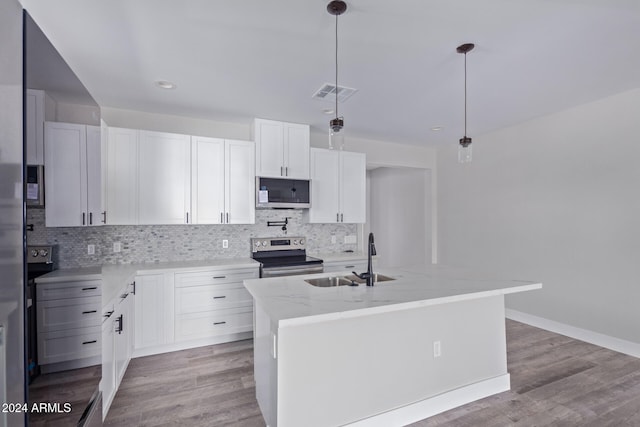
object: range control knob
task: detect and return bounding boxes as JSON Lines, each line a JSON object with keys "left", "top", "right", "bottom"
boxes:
{"left": 293, "top": 240, "right": 298, "bottom": 245}
{"left": 31, "top": 249, "right": 38, "bottom": 257}
{"left": 39, "top": 249, "right": 49, "bottom": 257}
{"left": 299, "top": 239, "right": 305, "bottom": 246}
{"left": 262, "top": 240, "right": 268, "bottom": 247}
{"left": 254, "top": 241, "right": 260, "bottom": 247}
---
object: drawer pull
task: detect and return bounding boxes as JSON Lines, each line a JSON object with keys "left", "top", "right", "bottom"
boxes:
{"left": 82, "top": 310, "right": 97, "bottom": 314}
{"left": 344, "top": 265, "right": 355, "bottom": 269}
{"left": 104, "top": 311, "right": 114, "bottom": 318}
{"left": 82, "top": 340, "right": 97, "bottom": 345}
{"left": 82, "top": 287, "right": 98, "bottom": 291}
{"left": 213, "top": 276, "right": 226, "bottom": 279}
{"left": 213, "top": 321, "right": 226, "bottom": 325}
{"left": 213, "top": 296, "right": 226, "bottom": 299}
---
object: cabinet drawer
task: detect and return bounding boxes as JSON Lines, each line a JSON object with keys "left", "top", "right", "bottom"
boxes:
{"left": 37, "top": 280, "right": 102, "bottom": 301}
{"left": 323, "top": 261, "right": 367, "bottom": 273}
{"left": 175, "top": 268, "right": 258, "bottom": 288}
{"left": 38, "top": 326, "right": 101, "bottom": 365}
{"left": 175, "top": 308, "right": 253, "bottom": 342}
{"left": 38, "top": 296, "right": 102, "bottom": 332}
{"left": 176, "top": 283, "right": 252, "bottom": 314}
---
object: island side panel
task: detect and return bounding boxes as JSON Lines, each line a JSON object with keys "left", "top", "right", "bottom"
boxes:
{"left": 276, "top": 295, "right": 508, "bottom": 427}
{"left": 254, "top": 301, "right": 278, "bottom": 427}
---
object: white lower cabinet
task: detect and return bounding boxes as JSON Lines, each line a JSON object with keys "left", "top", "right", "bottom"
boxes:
{"left": 102, "top": 280, "right": 135, "bottom": 420}
{"left": 174, "top": 268, "right": 257, "bottom": 342}
{"left": 323, "top": 259, "right": 369, "bottom": 274}
{"left": 134, "top": 274, "right": 172, "bottom": 351}
{"left": 36, "top": 279, "right": 102, "bottom": 371}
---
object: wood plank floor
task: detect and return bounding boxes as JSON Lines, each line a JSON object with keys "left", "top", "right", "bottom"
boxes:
{"left": 105, "top": 320, "right": 640, "bottom": 426}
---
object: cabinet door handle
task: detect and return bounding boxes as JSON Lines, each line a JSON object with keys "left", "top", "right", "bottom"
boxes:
{"left": 82, "top": 340, "right": 97, "bottom": 345}
{"left": 89, "top": 212, "right": 93, "bottom": 225}
{"left": 213, "top": 321, "right": 226, "bottom": 325}
{"left": 285, "top": 166, "right": 288, "bottom": 176}
{"left": 220, "top": 212, "right": 224, "bottom": 223}
{"left": 186, "top": 212, "right": 189, "bottom": 224}
{"left": 82, "top": 212, "right": 86, "bottom": 225}
{"left": 82, "top": 287, "right": 98, "bottom": 291}
{"left": 120, "top": 293, "right": 129, "bottom": 299}
{"left": 336, "top": 213, "right": 340, "bottom": 222}
{"left": 116, "top": 314, "right": 123, "bottom": 334}
{"left": 102, "top": 211, "right": 107, "bottom": 224}
{"left": 213, "top": 296, "right": 226, "bottom": 299}
{"left": 104, "top": 310, "right": 114, "bottom": 318}
{"left": 131, "top": 281, "right": 136, "bottom": 295}
{"left": 341, "top": 213, "right": 344, "bottom": 222}
{"left": 213, "top": 275, "right": 226, "bottom": 279}
{"left": 226, "top": 212, "right": 229, "bottom": 223}
{"left": 280, "top": 166, "right": 284, "bottom": 176}
{"left": 82, "top": 310, "right": 97, "bottom": 314}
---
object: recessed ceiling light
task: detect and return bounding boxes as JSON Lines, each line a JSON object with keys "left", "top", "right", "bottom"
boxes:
{"left": 431, "top": 126, "right": 443, "bottom": 131}
{"left": 155, "top": 80, "right": 176, "bottom": 90}
{"left": 323, "top": 108, "right": 335, "bottom": 115}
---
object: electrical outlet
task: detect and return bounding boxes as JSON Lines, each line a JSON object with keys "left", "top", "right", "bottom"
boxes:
{"left": 433, "top": 341, "right": 441, "bottom": 358}
{"left": 331, "top": 235, "right": 336, "bottom": 244}
{"left": 222, "top": 239, "right": 229, "bottom": 249}
{"left": 87, "top": 244, "right": 95, "bottom": 255}
{"left": 113, "top": 242, "right": 121, "bottom": 253}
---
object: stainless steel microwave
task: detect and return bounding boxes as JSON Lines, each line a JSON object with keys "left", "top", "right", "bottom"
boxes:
{"left": 256, "top": 177, "right": 311, "bottom": 209}
{"left": 26, "top": 165, "right": 45, "bottom": 208}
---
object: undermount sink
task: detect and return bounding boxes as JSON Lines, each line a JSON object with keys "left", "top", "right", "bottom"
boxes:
{"left": 305, "top": 274, "right": 396, "bottom": 287}
{"left": 343, "top": 274, "right": 396, "bottom": 284}
{"left": 305, "top": 276, "right": 356, "bottom": 287}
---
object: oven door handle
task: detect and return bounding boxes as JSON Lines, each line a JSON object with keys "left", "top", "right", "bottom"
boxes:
{"left": 261, "top": 264, "right": 324, "bottom": 278}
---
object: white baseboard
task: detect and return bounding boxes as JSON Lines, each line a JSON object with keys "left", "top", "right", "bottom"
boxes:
{"left": 505, "top": 309, "right": 640, "bottom": 359}
{"left": 132, "top": 331, "right": 253, "bottom": 358}
{"left": 345, "top": 374, "right": 510, "bottom": 427}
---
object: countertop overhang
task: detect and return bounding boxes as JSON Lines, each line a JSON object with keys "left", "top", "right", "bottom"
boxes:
{"left": 243, "top": 265, "right": 542, "bottom": 328}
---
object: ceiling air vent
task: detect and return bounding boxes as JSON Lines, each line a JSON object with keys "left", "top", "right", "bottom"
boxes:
{"left": 312, "top": 83, "right": 358, "bottom": 103}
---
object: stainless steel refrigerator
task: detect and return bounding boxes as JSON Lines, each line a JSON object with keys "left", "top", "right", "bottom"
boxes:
{"left": 0, "top": 1, "right": 27, "bottom": 426}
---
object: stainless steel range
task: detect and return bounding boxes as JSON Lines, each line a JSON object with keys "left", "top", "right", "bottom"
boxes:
{"left": 26, "top": 245, "right": 57, "bottom": 382}
{"left": 251, "top": 237, "right": 323, "bottom": 278}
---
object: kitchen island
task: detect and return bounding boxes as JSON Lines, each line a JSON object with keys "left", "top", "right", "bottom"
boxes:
{"left": 243, "top": 265, "right": 542, "bottom": 427}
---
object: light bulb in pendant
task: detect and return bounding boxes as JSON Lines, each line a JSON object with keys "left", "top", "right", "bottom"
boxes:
{"left": 458, "top": 136, "right": 472, "bottom": 163}
{"left": 329, "top": 117, "right": 344, "bottom": 150}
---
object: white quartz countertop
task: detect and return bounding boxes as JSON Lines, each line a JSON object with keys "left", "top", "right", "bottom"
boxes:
{"left": 243, "top": 265, "right": 542, "bottom": 327}
{"left": 36, "top": 258, "right": 259, "bottom": 308}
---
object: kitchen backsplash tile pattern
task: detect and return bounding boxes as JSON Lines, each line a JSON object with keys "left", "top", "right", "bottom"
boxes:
{"left": 27, "top": 209, "right": 357, "bottom": 268}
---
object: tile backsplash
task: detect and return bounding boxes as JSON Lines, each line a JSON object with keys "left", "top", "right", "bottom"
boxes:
{"left": 27, "top": 209, "right": 358, "bottom": 268}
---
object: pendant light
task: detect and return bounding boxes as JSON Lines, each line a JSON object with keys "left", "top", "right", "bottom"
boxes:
{"left": 457, "top": 43, "right": 475, "bottom": 163}
{"left": 327, "top": 0, "right": 347, "bottom": 150}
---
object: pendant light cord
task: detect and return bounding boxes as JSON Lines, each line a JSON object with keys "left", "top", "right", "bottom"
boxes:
{"left": 335, "top": 12, "right": 339, "bottom": 119}
{"left": 464, "top": 51, "right": 467, "bottom": 137}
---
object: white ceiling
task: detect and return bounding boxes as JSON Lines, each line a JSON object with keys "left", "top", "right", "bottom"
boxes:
{"left": 20, "top": 0, "right": 640, "bottom": 147}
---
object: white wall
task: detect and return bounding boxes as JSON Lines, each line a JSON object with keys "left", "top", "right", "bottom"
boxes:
{"left": 437, "top": 88, "right": 640, "bottom": 344}
{"left": 369, "top": 167, "right": 431, "bottom": 268}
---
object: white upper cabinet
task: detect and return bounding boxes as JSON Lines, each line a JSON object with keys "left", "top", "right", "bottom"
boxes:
{"left": 191, "top": 136, "right": 255, "bottom": 224}
{"left": 26, "top": 89, "right": 45, "bottom": 165}
{"left": 254, "top": 118, "right": 310, "bottom": 179}
{"left": 106, "top": 127, "right": 139, "bottom": 225}
{"left": 304, "top": 148, "right": 366, "bottom": 224}
{"left": 191, "top": 136, "right": 225, "bottom": 224}
{"left": 225, "top": 139, "right": 255, "bottom": 224}
{"left": 44, "top": 122, "right": 103, "bottom": 227}
{"left": 138, "top": 130, "right": 191, "bottom": 225}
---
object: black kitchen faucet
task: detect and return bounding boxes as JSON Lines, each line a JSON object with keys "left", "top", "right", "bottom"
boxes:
{"left": 352, "top": 232, "right": 377, "bottom": 286}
